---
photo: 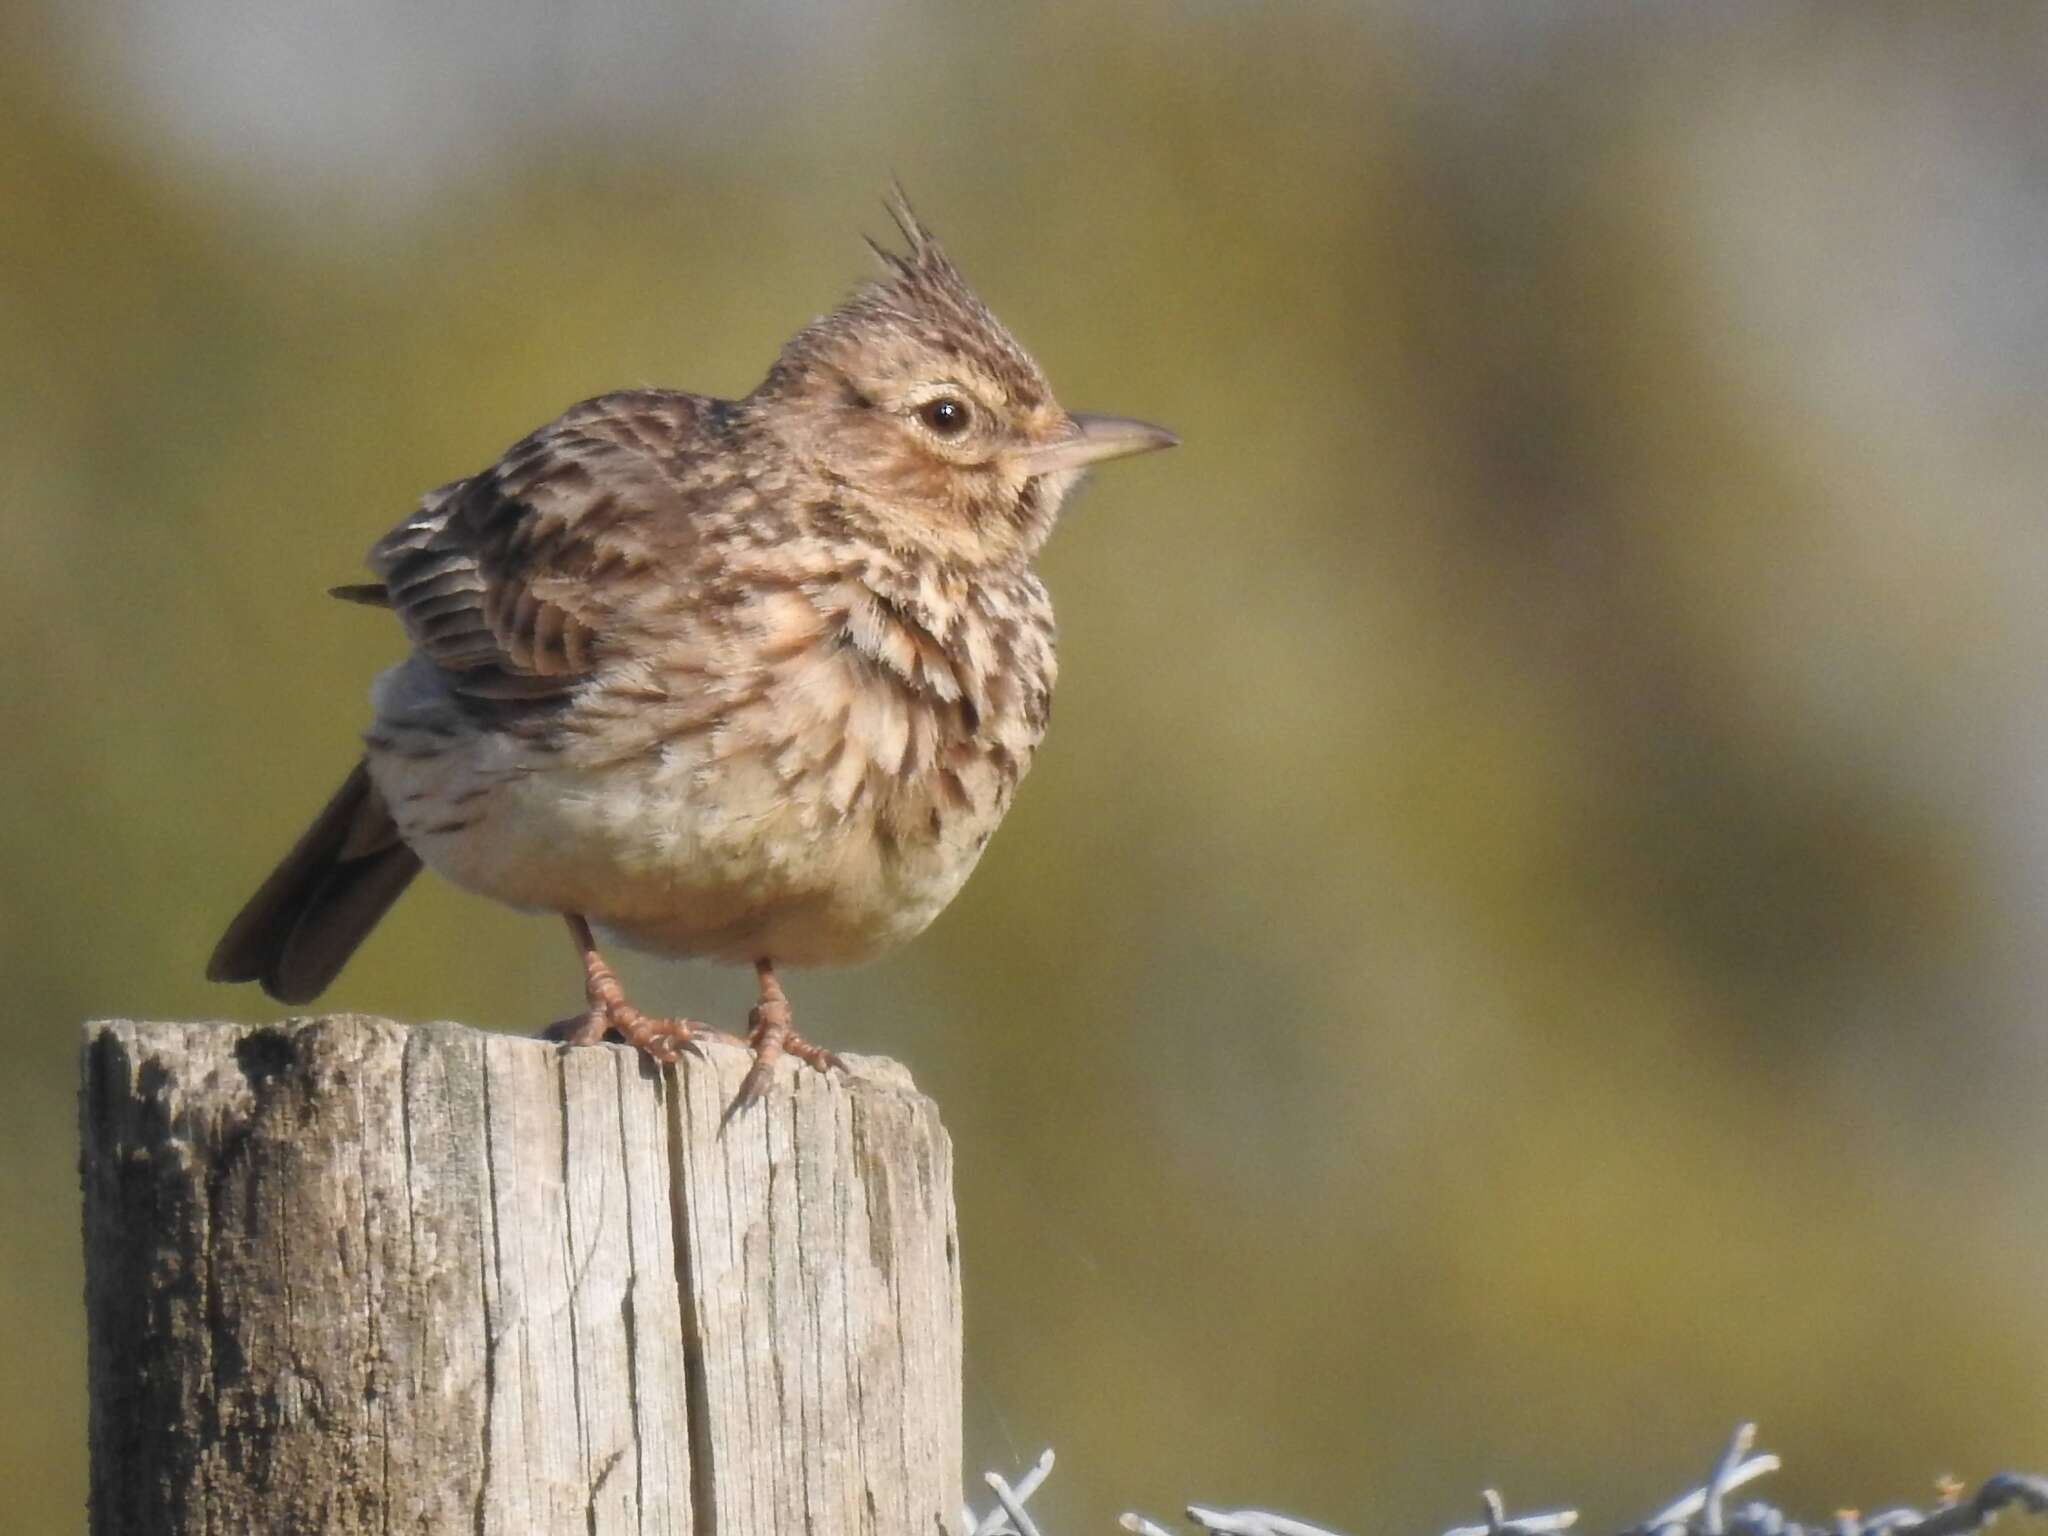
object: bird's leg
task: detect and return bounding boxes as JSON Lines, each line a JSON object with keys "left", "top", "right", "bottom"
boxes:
{"left": 732, "top": 957, "right": 846, "bottom": 1110}
{"left": 544, "top": 914, "right": 705, "bottom": 1065}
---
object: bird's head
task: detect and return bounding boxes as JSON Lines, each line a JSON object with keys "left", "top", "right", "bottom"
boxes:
{"left": 749, "top": 191, "right": 1176, "bottom": 569}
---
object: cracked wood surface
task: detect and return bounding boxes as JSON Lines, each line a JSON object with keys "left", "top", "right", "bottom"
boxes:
{"left": 80, "top": 1016, "right": 962, "bottom": 1535}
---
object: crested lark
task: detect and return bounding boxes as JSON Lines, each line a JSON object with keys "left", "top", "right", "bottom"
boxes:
{"left": 208, "top": 194, "right": 1176, "bottom": 1106}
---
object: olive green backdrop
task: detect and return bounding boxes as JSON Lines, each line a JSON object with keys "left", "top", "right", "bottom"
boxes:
{"left": 6, "top": 3, "right": 2046, "bottom": 1531}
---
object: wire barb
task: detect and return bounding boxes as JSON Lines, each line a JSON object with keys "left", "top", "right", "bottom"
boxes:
{"left": 967, "top": 1450, "right": 1056, "bottom": 1536}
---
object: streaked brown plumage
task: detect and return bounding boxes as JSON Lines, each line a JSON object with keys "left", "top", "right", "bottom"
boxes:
{"left": 209, "top": 193, "right": 1176, "bottom": 1107}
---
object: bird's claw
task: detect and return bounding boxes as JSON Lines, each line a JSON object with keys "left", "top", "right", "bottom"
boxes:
{"left": 725, "top": 998, "right": 846, "bottom": 1116}
{"left": 544, "top": 1005, "right": 706, "bottom": 1065}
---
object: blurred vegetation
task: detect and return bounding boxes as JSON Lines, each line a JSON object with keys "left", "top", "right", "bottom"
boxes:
{"left": 6, "top": 2, "right": 2047, "bottom": 1531}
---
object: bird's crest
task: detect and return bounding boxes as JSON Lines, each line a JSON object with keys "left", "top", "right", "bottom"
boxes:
{"left": 813, "top": 187, "right": 1050, "bottom": 409}
{"left": 864, "top": 182, "right": 942, "bottom": 275}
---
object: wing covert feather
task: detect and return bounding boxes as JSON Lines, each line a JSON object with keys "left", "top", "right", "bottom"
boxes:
{"left": 366, "top": 391, "right": 708, "bottom": 703}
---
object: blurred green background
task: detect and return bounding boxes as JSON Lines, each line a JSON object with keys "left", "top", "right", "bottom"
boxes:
{"left": 7, "top": 2, "right": 2047, "bottom": 1530}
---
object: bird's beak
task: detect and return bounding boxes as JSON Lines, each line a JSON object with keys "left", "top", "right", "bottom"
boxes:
{"left": 1022, "top": 412, "right": 1179, "bottom": 476}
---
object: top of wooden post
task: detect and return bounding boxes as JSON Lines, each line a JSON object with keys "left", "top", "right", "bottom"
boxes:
{"left": 81, "top": 1014, "right": 964, "bottom": 1536}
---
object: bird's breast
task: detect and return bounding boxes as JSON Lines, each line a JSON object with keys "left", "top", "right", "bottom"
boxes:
{"left": 552, "top": 646, "right": 1043, "bottom": 965}
{"left": 371, "top": 573, "right": 1056, "bottom": 969}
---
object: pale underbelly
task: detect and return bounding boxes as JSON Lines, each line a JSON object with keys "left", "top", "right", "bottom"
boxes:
{"left": 369, "top": 733, "right": 992, "bottom": 968}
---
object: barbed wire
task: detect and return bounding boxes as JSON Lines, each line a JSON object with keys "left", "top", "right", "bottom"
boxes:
{"left": 968, "top": 1448, "right": 1058, "bottom": 1536}
{"left": 966, "top": 1424, "right": 2048, "bottom": 1536}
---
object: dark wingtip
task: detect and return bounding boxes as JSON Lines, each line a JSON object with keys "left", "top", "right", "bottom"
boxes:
{"left": 203, "top": 947, "right": 254, "bottom": 986}
{"left": 207, "top": 901, "right": 275, "bottom": 986}
{"left": 208, "top": 909, "right": 326, "bottom": 1003}
{"left": 329, "top": 582, "right": 392, "bottom": 607}
{"left": 205, "top": 764, "right": 419, "bottom": 1005}
{"left": 257, "top": 967, "right": 327, "bottom": 1008}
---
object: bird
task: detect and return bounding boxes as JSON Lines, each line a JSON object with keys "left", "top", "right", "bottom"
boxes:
{"left": 206, "top": 192, "right": 1177, "bottom": 1107}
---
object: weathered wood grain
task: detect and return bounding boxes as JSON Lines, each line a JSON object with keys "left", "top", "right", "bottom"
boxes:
{"left": 81, "top": 1015, "right": 962, "bottom": 1535}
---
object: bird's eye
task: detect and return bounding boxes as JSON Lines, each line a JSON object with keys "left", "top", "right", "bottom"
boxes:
{"left": 918, "top": 397, "right": 972, "bottom": 437}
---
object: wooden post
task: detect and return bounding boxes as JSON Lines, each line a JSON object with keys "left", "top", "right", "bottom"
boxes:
{"left": 80, "top": 1015, "right": 963, "bottom": 1535}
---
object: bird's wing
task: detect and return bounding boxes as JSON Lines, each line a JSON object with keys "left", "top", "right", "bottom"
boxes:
{"left": 367, "top": 391, "right": 708, "bottom": 704}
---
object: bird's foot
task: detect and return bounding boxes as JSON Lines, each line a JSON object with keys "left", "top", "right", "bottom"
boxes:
{"left": 729, "top": 991, "right": 846, "bottom": 1116}
{"left": 545, "top": 1001, "right": 707, "bottom": 1066}
{"left": 545, "top": 912, "right": 709, "bottom": 1066}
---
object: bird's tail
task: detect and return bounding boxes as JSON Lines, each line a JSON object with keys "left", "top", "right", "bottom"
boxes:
{"left": 207, "top": 761, "right": 422, "bottom": 1004}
